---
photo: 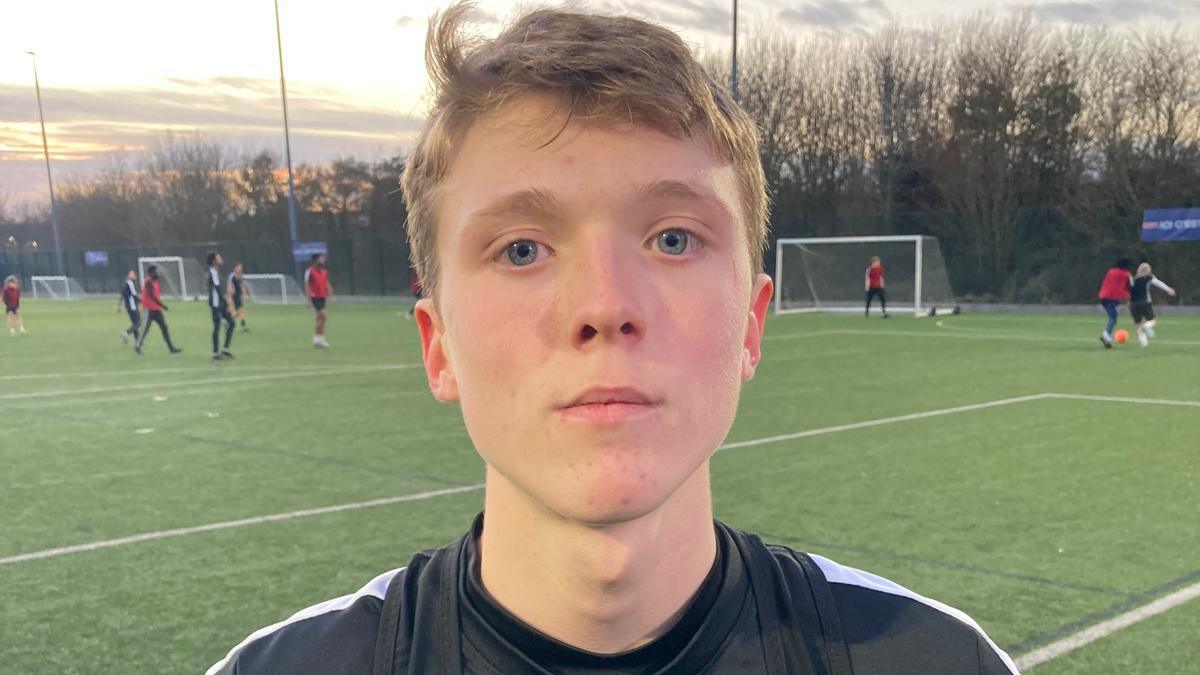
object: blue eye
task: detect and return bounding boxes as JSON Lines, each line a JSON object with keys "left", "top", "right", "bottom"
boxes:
{"left": 506, "top": 240, "right": 540, "bottom": 266}
{"left": 656, "top": 229, "right": 690, "bottom": 255}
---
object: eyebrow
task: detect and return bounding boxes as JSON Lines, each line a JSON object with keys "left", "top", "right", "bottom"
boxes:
{"left": 469, "top": 187, "right": 565, "bottom": 224}
{"left": 637, "top": 179, "right": 733, "bottom": 220}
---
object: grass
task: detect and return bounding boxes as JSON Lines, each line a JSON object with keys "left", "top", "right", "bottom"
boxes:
{"left": 2, "top": 298, "right": 1198, "bottom": 674}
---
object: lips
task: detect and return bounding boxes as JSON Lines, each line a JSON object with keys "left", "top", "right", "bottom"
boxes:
{"left": 565, "top": 387, "right": 656, "bottom": 407}
{"left": 557, "top": 386, "right": 662, "bottom": 423}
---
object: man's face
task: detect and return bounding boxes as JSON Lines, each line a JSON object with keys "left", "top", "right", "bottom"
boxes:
{"left": 214, "top": 254, "right": 223, "bottom": 268}
{"left": 416, "top": 99, "right": 772, "bottom": 524}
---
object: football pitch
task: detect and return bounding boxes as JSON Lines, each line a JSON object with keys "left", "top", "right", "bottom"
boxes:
{"left": 2, "top": 299, "right": 1197, "bottom": 674}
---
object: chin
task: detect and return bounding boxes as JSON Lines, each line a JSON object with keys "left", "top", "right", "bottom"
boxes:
{"left": 549, "top": 456, "right": 689, "bottom": 526}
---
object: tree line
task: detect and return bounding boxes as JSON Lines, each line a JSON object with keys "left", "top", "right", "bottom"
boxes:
{"left": 714, "top": 14, "right": 1200, "bottom": 303}
{"left": 1, "top": 133, "right": 408, "bottom": 252}
{"left": 3, "top": 14, "right": 1200, "bottom": 303}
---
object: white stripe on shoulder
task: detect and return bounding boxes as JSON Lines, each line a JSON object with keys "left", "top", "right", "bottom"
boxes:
{"left": 810, "top": 554, "right": 1019, "bottom": 674}
{"left": 205, "top": 567, "right": 403, "bottom": 675}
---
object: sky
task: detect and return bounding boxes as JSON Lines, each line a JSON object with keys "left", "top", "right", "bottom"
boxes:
{"left": 2, "top": 0, "right": 1198, "bottom": 208}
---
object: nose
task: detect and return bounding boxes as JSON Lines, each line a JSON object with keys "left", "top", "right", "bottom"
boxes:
{"left": 566, "top": 234, "right": 646, "bottom": 349}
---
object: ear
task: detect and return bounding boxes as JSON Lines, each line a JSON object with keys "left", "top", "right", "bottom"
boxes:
{"left": 414, "top": 298, "right": 460, "bottom": 402}
{"left": 741, "top": 273, "right": 774, "bottom": 381}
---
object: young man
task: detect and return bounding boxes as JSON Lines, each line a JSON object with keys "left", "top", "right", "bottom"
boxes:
{"left": 228, "top": 262, "right": 250, "bottom": 332}
{"left": 304, "top": 253, "right": 331, "bottom": 348}
{"left": 865, "top": 255, "right": 889, "bottom": 318}
{"left": 1098, "top": 257, "right": 1132, "bottom": 348}
{"left": 118, "top": 269, "right": 140, "bottom": 344}
{"left": 209, "top": 6, "right": 1017, "bottom": 674}
{"left": 1130, "top": 262, "right": 1176, "bottom": 347}
{"left": 206, "top": 252, "right": 235, "bottom": 360}
{"left": 135, "top": 265, "right": 181, "bottom": 355}
{"left": 3, "top": 276, "right": 26, "bottom": 335}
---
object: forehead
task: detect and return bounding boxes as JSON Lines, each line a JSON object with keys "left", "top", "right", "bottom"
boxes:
{"left": 439, "top": 97, "right": 741, "bottom": 216}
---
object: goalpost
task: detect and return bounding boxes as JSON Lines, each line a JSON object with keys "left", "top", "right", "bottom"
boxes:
{"left": 30, "top": 276, "right": 87, "bottom": 300}
{"left": 138, "top": 256, "right": 205, "bottom": 301}
{"left": 774, "top": 235, "right": 957, "bottom": 316}
{"left": 241, "top": 273, "right": 305, "bottom": 304}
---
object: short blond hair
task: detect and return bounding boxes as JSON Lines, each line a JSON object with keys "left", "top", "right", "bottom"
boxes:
{"left": 401, "top": 2, "right": 768, "bottom": 297}
{"left": 4, "top": 275, "right": 17, "bottom": 286}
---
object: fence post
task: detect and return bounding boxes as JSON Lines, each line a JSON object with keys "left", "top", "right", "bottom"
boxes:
{"left": 347, "top": 242, "right": 356, "bottom": 295}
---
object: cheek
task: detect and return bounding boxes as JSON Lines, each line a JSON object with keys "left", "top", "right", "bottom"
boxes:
{"left": 446, "top": 283, "right": 559, "bottom": 426}
{"left": 661, "top": 265, "right": 750, "bottom": 425}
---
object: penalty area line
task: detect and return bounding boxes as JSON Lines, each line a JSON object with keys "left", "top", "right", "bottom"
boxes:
{"left": 719, "top": 393, "right": 1052, "bottom": 450}
{"left": 0, "top": 484, "right": 485, "bottom": 567}
{"left": 1015, "top": 581, "right": 1200, "bottom": 670}
{"left": 1046, "top": 392, "right": 1200, "bottom": 408}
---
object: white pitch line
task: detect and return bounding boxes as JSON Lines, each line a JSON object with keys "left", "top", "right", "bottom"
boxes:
{"left": 1046, "top": 392, "right": 1200, "bottom": 408}
{"left": 0, "top": 484, "right": 485, "bottom": 567}
{"left": 0, "top": 363, "right": 388, "bottom": 382}
{"left": 719, "top": 393, "right": 1052, "bottom": 450}
{"left": 2, "top": 396, "right": 1046, "bottom": 566}
{"left": 1015, "top": 581, "right": 1200, "bottom": 670}
{"left": 0, "top": 364, "right": 418, "bottom": 402}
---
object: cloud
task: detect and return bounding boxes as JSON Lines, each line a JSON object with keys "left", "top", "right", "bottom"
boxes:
{"left": 0, "top": 81, "right": 423, "bottom": 140}
{"left": 778, "top": 0, "right": 892, "bottom": 31}
{"left": 588, "top": 0, "right": 731, "bottom": 34}
{"left": 1009, "top": 0, "right": 1198, "bottom": 24}
{"left": 0, "top": 80, "right": 424, "bottom": 200}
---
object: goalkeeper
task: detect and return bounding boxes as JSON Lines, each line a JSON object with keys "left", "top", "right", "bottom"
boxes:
{"left": 864, "top": 255, "right": 889, "bottom": 318}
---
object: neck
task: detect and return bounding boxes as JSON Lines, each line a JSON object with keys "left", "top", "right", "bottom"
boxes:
{"left": 478, "top": 464, "right": 716, "bottom": 654}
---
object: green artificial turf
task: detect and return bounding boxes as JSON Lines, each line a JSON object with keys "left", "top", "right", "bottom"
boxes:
{"left": 2, "top": 299, "right": 1197, "bottom": 673}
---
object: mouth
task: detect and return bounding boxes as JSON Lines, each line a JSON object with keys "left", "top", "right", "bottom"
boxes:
{"left": 557, "top": 387, "right": 663, "bottom": 424}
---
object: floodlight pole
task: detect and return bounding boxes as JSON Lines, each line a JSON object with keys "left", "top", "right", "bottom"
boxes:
{"left": 274, "top": 0, "right": 301, "bottom": 279}
{"left": 26, "top": 50, "right": 64, "bottom": 275}
{"left": 731, "top": 0, "right": 739, "bottom": 101}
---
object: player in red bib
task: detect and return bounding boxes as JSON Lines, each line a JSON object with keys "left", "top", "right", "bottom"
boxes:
{"left": 4, "top": 275, "right": 26, "bottom": 335}
{"left": 1097, "top": 257, "right": 1132, "bottom": 348}
{"left": 865, "top": 256, "right": 889, "bottom": 318}
{"left": 304, "top": 253, "right": 332, "bottom": 348}
{"left": 135, "top": 265, "right": 182, "bottom": 355}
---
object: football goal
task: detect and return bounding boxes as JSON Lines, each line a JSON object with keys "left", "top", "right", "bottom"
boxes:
{"left": 30, "top": 276, "right": 86, "bottom": 300}
{"left": 241, "top": 273, "right": 305, "bottom": 304}
{"left": 774, "top": 235, "right": 957, "bottom": 316}
{"left": 138, "top": 256, "right": 205, "bottom": 301}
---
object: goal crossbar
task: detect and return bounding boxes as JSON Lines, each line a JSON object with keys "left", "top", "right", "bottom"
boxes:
{"left": 774, "top": 235, "right": 954, "bottom": 316}
{"left": 30, "top": 275, "right": 84, "bottom": 300}
{"left": 241, "top": 273, "right": 303, "bottom": 305}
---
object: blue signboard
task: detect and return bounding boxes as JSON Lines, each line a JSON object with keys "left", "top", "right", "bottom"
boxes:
{"left": 292, "top": 241, "right": 328, "bottom": 262}
{"left": 85, "top": 250, "right": 109, "bottom": 267}
{"left": 1142, "top": 208, "right": 1200, "bottom": 242}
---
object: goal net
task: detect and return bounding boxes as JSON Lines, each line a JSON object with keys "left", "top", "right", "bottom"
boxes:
{"left": 138, "top": 256, "right": 205, "bottom": 301}
{"left": 30, "top": 276, "right": 87, "bottom": 300}
{"left": 241, "top": 273, "right": 306, "bottom": 304}
{"left": 774, "top": 236, "right": 957, "bottom": 316}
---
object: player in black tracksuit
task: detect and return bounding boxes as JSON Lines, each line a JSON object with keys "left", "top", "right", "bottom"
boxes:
{"left": 206, "top": 252, "right": 235, "bottom": 360}
{"left": 118, "top": 269, "right": 140, "bottom": 344}
{"left": 228, "top": 262, "right": 250, "bottom": 332}
{"left": 207, "top": 515, "right": 1017, "bottom": 675}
